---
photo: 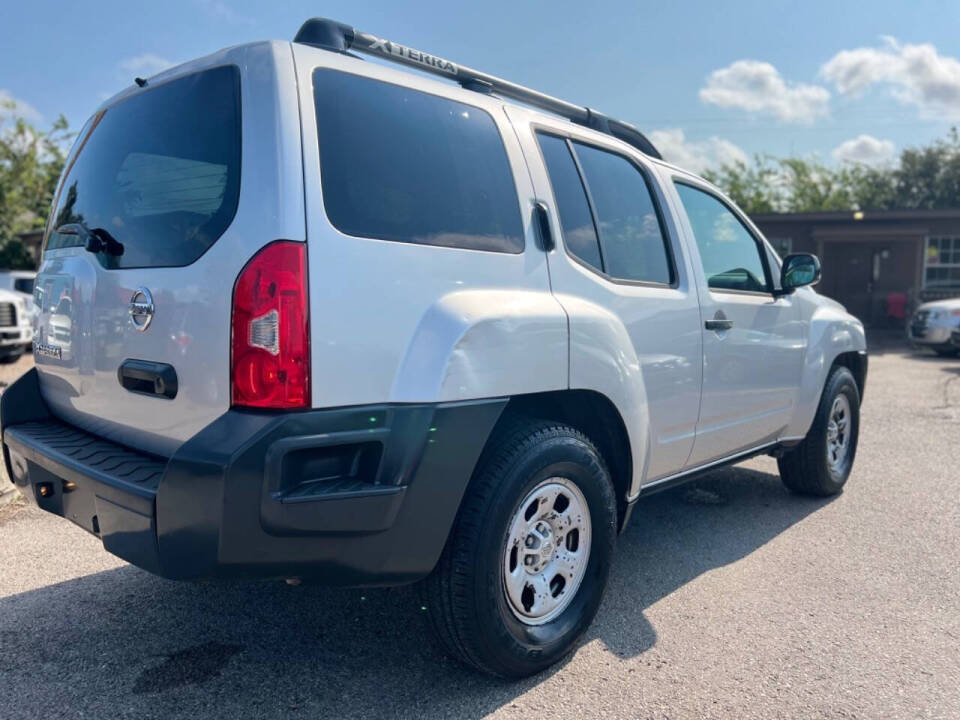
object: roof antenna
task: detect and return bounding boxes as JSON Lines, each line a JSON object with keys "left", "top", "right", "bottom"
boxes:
{"left": 134, "top": 77, "right": 148, "bottom": 88}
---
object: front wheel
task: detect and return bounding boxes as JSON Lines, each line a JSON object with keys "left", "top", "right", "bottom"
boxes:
{"left": 778, "top": 366, "right": 861, "bottom": 496}
{"left": 421, "top": 418, "right": 617, "bottom": 678}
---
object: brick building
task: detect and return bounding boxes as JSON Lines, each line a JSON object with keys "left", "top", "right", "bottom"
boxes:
{"left": 752, "top": 209, "right": 960, "bottom": 326}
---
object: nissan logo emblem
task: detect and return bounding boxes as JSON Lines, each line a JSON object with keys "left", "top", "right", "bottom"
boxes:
{"left": 129, "top": 287, "right": 155, "bottom": 332}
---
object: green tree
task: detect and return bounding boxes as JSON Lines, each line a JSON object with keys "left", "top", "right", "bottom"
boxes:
{"left": 703, "top": 154, "right": 782, "bottom": 214}
{"left": 779, "top": 157, "right": 854, "bottom": 212}
{"left": 891, "top": 127, "right": 960, "bottom": 210}
{"left": 704, "top": 128, "right": 960, "bottom": 214}
{"left": 0, "top": 101, "right": 72, "bottom": 269}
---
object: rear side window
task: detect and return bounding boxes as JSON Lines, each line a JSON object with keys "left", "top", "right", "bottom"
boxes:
{"left": 674, "top": 183, "right": 770, "bottom": 293}
{"left": 535, "top": 132, "right": 673, "bottom": 285}
{"left": 537, "top": 133, "right": 603, "bottom": 271}
{"left": 313, "top": 70, "right": 523, "bottom": 253}
{"left": 572, "top": 143, "right": 673, "bottom": 285}
{"left": 46, "top": 65, "right": 241, "bottom": 268}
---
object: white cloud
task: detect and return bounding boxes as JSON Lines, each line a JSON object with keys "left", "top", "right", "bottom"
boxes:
{"left": 119, "top": 54, "right": 174, "bottom": 77}
{"left": 700, "top": 60, "right": 830, "bottom": 123}
{"left": 832, "top": 134, "right": 896, "bottom": 166}
{"left": 196, "top": 0, "right": 254, "bottom": 25}
{"left": 0, "top": 89, "right": 42, "bottom": 122}
{"left": 649, "top": 128, "right": 749, "bottom": 174}
{"left": 821, "top": 37, "right": 960, "bottom": 119}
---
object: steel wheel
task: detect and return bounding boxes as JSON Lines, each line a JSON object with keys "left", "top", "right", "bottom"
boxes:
{"left": 826, "top": 394, "right": 851, "bottom": 473}
{"left": 502, "top": 477, "right": 591, "bottom": 626}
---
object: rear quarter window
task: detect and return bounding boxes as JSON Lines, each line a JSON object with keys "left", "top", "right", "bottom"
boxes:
{"left": 313, "top": 69, "right": 524, "bottom": 253}
{"left": 45, "top": 65, "right": 241, "bottom": 268}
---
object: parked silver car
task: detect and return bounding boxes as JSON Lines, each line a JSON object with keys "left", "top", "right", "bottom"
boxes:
{"left": 908, "top": 298, "right": 960, "bottom": 356}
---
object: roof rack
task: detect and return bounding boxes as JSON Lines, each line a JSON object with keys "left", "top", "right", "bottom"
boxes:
{"left": 293, "top": 18, "right": 662, "bottom": 160}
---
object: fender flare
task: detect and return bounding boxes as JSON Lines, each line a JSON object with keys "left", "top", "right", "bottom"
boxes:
{"left": 784, "top": 303, "right": 867, "bottom": 440}
{"left": 389, "top": 289, "right": 568, "bottom": 403}
{"left": 556, "top": 293, "right": 651, "bottom": 500}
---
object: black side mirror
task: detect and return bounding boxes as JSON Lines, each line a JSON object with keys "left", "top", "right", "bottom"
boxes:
{"left": 779, "top": 253, "right": 821, "bottom": 294}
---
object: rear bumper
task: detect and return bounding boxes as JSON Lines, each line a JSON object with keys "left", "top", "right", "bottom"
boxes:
{"left": 2, "top": 368, "right": 505, "bottom": 585}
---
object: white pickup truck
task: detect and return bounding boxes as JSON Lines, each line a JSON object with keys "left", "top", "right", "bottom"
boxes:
{"left": 1, "top": 18, "right": 867, "bottom": 678}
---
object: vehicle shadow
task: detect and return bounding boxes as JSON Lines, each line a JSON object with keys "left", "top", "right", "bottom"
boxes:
{"left": 0, "top": 465, "right": 831, "bottom": 719}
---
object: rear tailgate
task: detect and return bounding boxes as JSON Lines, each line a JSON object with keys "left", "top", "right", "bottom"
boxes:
{"left": 33, "top": 42, "right": 305, "bottom": 456}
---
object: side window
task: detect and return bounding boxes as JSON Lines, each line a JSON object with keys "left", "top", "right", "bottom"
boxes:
{"left": 571, "top": 142, "right": 673, "bottom": 284}
{"left": 674, "top": 183, "right": 770, "bottom": 293}
{"left": 313, "top": 70, "right": 523, "bottom": 253}
{"left": 536, "top": 133, "right": 602, "bottom": 271}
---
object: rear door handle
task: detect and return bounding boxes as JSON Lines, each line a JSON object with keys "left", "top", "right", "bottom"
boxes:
{"left": 118, "top": 359, "right": 178, "bottom": 399}
{"left": 705, "top": 319, "right": 734, "bottom": 331}
{"left": 533, "top": 201, "right": 555, "bottom": 252}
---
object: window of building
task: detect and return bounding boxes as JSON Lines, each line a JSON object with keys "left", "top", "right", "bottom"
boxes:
{"left": 924, "top": 236, "right": 960, "bottom": 288}
{"left": 313, "top": 69, "right": 524, "bottom": 254}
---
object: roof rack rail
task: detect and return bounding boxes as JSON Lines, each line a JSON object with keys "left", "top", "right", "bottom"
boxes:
{"left": 293, "top": 18, "right": 662, "bottom": 160}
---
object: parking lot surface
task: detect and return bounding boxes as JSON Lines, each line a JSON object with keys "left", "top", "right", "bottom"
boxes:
{"left": 1, "top": 346, "right": 959, "bottom": 719}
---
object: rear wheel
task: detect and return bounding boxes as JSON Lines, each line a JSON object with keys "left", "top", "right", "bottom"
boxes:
{"left": 0, "top": 349, "right": 23, "bottom": 364}
{"left": 933, "top": 346, "right": 959, "bottom": 357}
{"left": 778, "top": 366, "right": 860, "bottom": 496}
{"left": 422, "top": 418, "right": 617, "bottom": 678}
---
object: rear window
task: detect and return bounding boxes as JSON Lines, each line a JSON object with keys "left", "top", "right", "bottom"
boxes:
{"left": 45, "top": 65, "right": 241, "bottom": 268}
{"left": 313, "top": 69, "right": 524, "bottom": 253}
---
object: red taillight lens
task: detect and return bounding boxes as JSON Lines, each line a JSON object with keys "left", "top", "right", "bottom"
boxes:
{"left": 231, "top": 241, "right": 309, "bottom": 408}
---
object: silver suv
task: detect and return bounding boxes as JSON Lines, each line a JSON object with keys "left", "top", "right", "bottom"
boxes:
{"left": 1, "top": 19, "right": 867, "bottom": 678}
{"left": 908, "top": 298, "right": 960, "bottom": 356}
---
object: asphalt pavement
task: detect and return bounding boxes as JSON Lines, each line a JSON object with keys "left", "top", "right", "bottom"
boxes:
{"left": 1, "top": 344, "right": 958, "bottom": 719}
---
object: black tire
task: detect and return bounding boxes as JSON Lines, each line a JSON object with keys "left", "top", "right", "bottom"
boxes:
{"left": 0, "top": 350, "right": 23, "bottom": 364}
{"left": 421, "top": 417, "right": 617, "bottom": 678}
{"left": 933, "top": 346, "right": 960, "bottom": 357}
{"left": 778, "top": 366, "right": 860, "bottom": 496}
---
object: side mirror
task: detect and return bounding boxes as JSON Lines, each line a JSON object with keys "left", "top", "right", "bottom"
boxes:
{"left": 779, "top": 253, "right": 821, "bottom": 293}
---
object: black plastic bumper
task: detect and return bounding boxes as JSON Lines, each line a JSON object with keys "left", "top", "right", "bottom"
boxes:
{"left": 2, "top": 368, "right": 505, "bottom": 585}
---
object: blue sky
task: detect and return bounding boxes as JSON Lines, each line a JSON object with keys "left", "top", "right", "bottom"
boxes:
{"left": 3, "top": 0, "right": 960, "bottom": 173}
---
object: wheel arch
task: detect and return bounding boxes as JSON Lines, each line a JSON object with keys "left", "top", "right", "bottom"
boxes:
{"left": 499, "top": 389, "right": 634, "bottom": 532}
{"left": 389, "top": 289, "right": 568, "bottom": 403}
{"left": 783, "top": 304, "right": 867, "bottom": 440}
{"left": 831, "top": 350, "right": 867, "bottom": 401}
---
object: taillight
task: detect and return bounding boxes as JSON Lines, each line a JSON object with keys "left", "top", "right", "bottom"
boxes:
{"left": 231, "top": 241, "right": 309, "bottom": 409}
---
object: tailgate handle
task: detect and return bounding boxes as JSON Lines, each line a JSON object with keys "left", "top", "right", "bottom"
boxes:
{"left": 118, "top": 359, "right": 178, "bottom": 400}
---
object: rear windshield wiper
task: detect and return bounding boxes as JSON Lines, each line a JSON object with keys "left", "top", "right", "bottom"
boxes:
{"left": 55, "top": 222, "right": 125, "bottom": 257}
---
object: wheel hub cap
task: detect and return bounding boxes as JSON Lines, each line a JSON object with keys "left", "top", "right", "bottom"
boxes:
{"left": 826, "top": 394, "right": 851, "bottom": 473}
{"left": 502, "top": 478, "right": 591, "bottom": 625}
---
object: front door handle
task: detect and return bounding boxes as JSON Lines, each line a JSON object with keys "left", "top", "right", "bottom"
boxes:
{"left": 705, "top": 319, "right": 733, "bottom": 331}
{"left": 705, "top": 311, "right": 733, "bottom": 332}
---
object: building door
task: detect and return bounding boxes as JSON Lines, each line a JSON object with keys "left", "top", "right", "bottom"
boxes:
{"left": 821, "top": 240, "right": 919, "bottom": 325}
{"left": 822, "top": 242, "right": 875, "bottom": 323}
